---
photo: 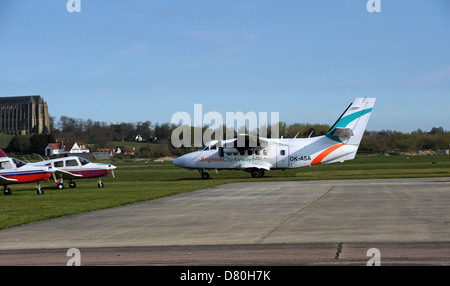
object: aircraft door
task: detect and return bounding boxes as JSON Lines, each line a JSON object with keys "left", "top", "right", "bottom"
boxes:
{"left": 276, "top": 145, "right": 289, "bottom": 168}
{"left": 253, "top": 149, "right": 262, "bottom": 161}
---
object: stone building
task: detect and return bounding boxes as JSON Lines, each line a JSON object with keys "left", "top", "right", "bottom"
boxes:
{"left": 0, "top": 95, "right": 50, "bottom": 135}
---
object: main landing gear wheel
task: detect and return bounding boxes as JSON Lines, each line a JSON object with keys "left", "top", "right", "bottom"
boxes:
{"left": 3, "top": 188, "right": 12, "bottom": 196}
{"left": 98, "top": 182, "right": 104, "bottom": 188}
{"left": 69, "top": 181, "right": 77, "bottom": 188}
{"left": 57, "top": 183, "right": 65, "bottom": 190}
{"left": 36, "top": 183, "right": 44, "bottom": 195}
{"left": 251, "top": 169, "right": 265, "bottom": 178}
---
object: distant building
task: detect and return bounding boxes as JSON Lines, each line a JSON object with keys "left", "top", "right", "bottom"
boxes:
{"left": 45, "top": 141, "right": 89, "bottom": 156}
{"left": 0, "top": 95, "right": 50, "bottom": 135}
{"left": 116, "top": 147, "right": 135, "bottom": 155}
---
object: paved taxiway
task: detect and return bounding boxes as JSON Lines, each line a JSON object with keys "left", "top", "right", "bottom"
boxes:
{"left": 0, "top": 178, "right": 449, "bottom": 265}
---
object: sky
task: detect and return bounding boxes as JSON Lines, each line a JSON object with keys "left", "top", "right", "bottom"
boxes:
{"left": 1, "top": 0, "right": 450, "bottom": 133}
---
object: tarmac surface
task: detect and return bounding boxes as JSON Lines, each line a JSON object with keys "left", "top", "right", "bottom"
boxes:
{"left": 0, "top": 177, "right": 449, "bottom": 265}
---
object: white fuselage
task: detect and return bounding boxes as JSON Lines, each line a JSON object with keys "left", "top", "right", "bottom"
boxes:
{"left": 173, "top": 135, "right": 358, "bottom": 171}
{"left": 173, "top": 97, "right": 375, "bottom": 179}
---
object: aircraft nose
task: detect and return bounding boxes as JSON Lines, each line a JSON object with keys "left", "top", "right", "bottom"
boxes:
{"left": 174, "top": 153, "right": 198, "bottom": 168}
{"left": 173, "top": 156, "right": 184, "bottom": 167}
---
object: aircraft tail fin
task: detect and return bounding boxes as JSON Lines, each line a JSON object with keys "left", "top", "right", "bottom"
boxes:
{"left": 326, "top": 97, "right": 376, "bottom": 146}
{"left": 0, "top": 149, "right": 8, "bottom": 158}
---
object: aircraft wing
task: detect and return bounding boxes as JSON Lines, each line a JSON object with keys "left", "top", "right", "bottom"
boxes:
{"left": 0, "top": 175, "right": 18, "bottom": 184}
{"left": 53, "top": 169, "right": 83, "bottom": 180}
{"left": 240, "top": 161, "right": 273, "bottom": 171}
{"left": 258, "top": 136, "right": 288, "bottom": 146}
{"left": 230, "top": 134, "right": 267, "bottom": 150}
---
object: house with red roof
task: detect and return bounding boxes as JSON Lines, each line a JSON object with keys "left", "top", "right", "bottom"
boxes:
{"left": 44, "top": 141, "right": 90, "bottom": 156}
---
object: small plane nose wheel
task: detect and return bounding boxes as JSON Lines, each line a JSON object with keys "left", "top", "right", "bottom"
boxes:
{"left": 56, "top": 179, "right": 64, "bottom": 190}
{"left": 98, "top": 178, "right": 104, "bottom": 188}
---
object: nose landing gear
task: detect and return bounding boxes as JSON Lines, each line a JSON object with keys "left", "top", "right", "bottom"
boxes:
{"left": 199, "top": 169, "right": 210, "bottom": 180}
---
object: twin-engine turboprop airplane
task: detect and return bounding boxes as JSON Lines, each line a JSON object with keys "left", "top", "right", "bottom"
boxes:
{"left": 0, "top": 149, "right": 52, "bottom": 195}
{"left": 30, "top": 156, "right": 117, "bottom": 189}
{"left": 173, "top": 97, "right": 376, "bottom": 179}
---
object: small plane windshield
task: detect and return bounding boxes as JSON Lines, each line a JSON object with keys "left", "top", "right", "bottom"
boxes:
{"left": 12, "top": 158, "right": 27, "bottom": 168}
{"left": 79, "top": 157, "right": 91, "bottom": 166}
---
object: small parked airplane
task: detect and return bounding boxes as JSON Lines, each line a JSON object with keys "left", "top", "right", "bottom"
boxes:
{"left": 173, "top": 97, "right": 376, "bottom": 179}
{"left": 0, "top": 149, "right": 52, "bottom": 195}
{"left": 30, "top": 156, "right": 117, "bottom": 189}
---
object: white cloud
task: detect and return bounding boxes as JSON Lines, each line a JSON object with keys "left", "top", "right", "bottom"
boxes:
{"left": 410, "top": 65, "right": 450, "bottom": 86}
{"left": 119, "top": 42, "right": 148, "bottom": 56}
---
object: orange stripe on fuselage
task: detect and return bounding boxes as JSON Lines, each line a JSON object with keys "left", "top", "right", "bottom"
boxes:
{"left": 311, "top": 143, "right": 345, "bottom": 165}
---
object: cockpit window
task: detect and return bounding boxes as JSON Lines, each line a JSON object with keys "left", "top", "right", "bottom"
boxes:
{"left": 200, "top": 145, "right": 208, "bottom": 151}
{"left": 12, "top": 158, "right": 27, "bottom": 168}
{"left": 79, "top": 157, "right": 91, "bottom": 165}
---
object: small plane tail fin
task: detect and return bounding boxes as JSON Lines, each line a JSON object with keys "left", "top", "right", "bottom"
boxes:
{"left": 326, "top": 97, "right": 376, "bottom": 146}
{"left": 0, "top": 149, "right": 8, "bottom": 158}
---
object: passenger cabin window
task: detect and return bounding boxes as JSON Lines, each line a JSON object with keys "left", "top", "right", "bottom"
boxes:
{"left": 239, "top": 150, "right": 245, "bottom": 156}
{"left": 255, "top": 150, "right": 260, "bottom": 155}
{"left": 54, "top": 161, "right": 64, "bottom": 168}
{"left": 263, "top": 150, "right": 268, "bottom": 156}
{"left": 0, "top": 161, "right": 13, "bottom": 169}
{"left": 280, "top": 150, "right": 285, "bottom": 156}
{"left": 65, "top": 159, "right": 79, "bottom": 167}
{"left": 248, "top": 150, "right": 253, "bottom": 156}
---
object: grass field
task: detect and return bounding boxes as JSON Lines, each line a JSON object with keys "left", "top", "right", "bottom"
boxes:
{"left": 0, "top": 154, "right": 449, "bottom": 230}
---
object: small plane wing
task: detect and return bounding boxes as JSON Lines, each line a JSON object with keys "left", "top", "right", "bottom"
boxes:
{"left": 53, "top": 169, "right": 83, "bottom": 180}
{"left": 0, "top": 175, "right": 18, "bottom": 184}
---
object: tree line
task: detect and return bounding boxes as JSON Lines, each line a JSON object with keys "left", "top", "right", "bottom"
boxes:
{"left": 4, "top": 115, "right": 450, "bottom": 157}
